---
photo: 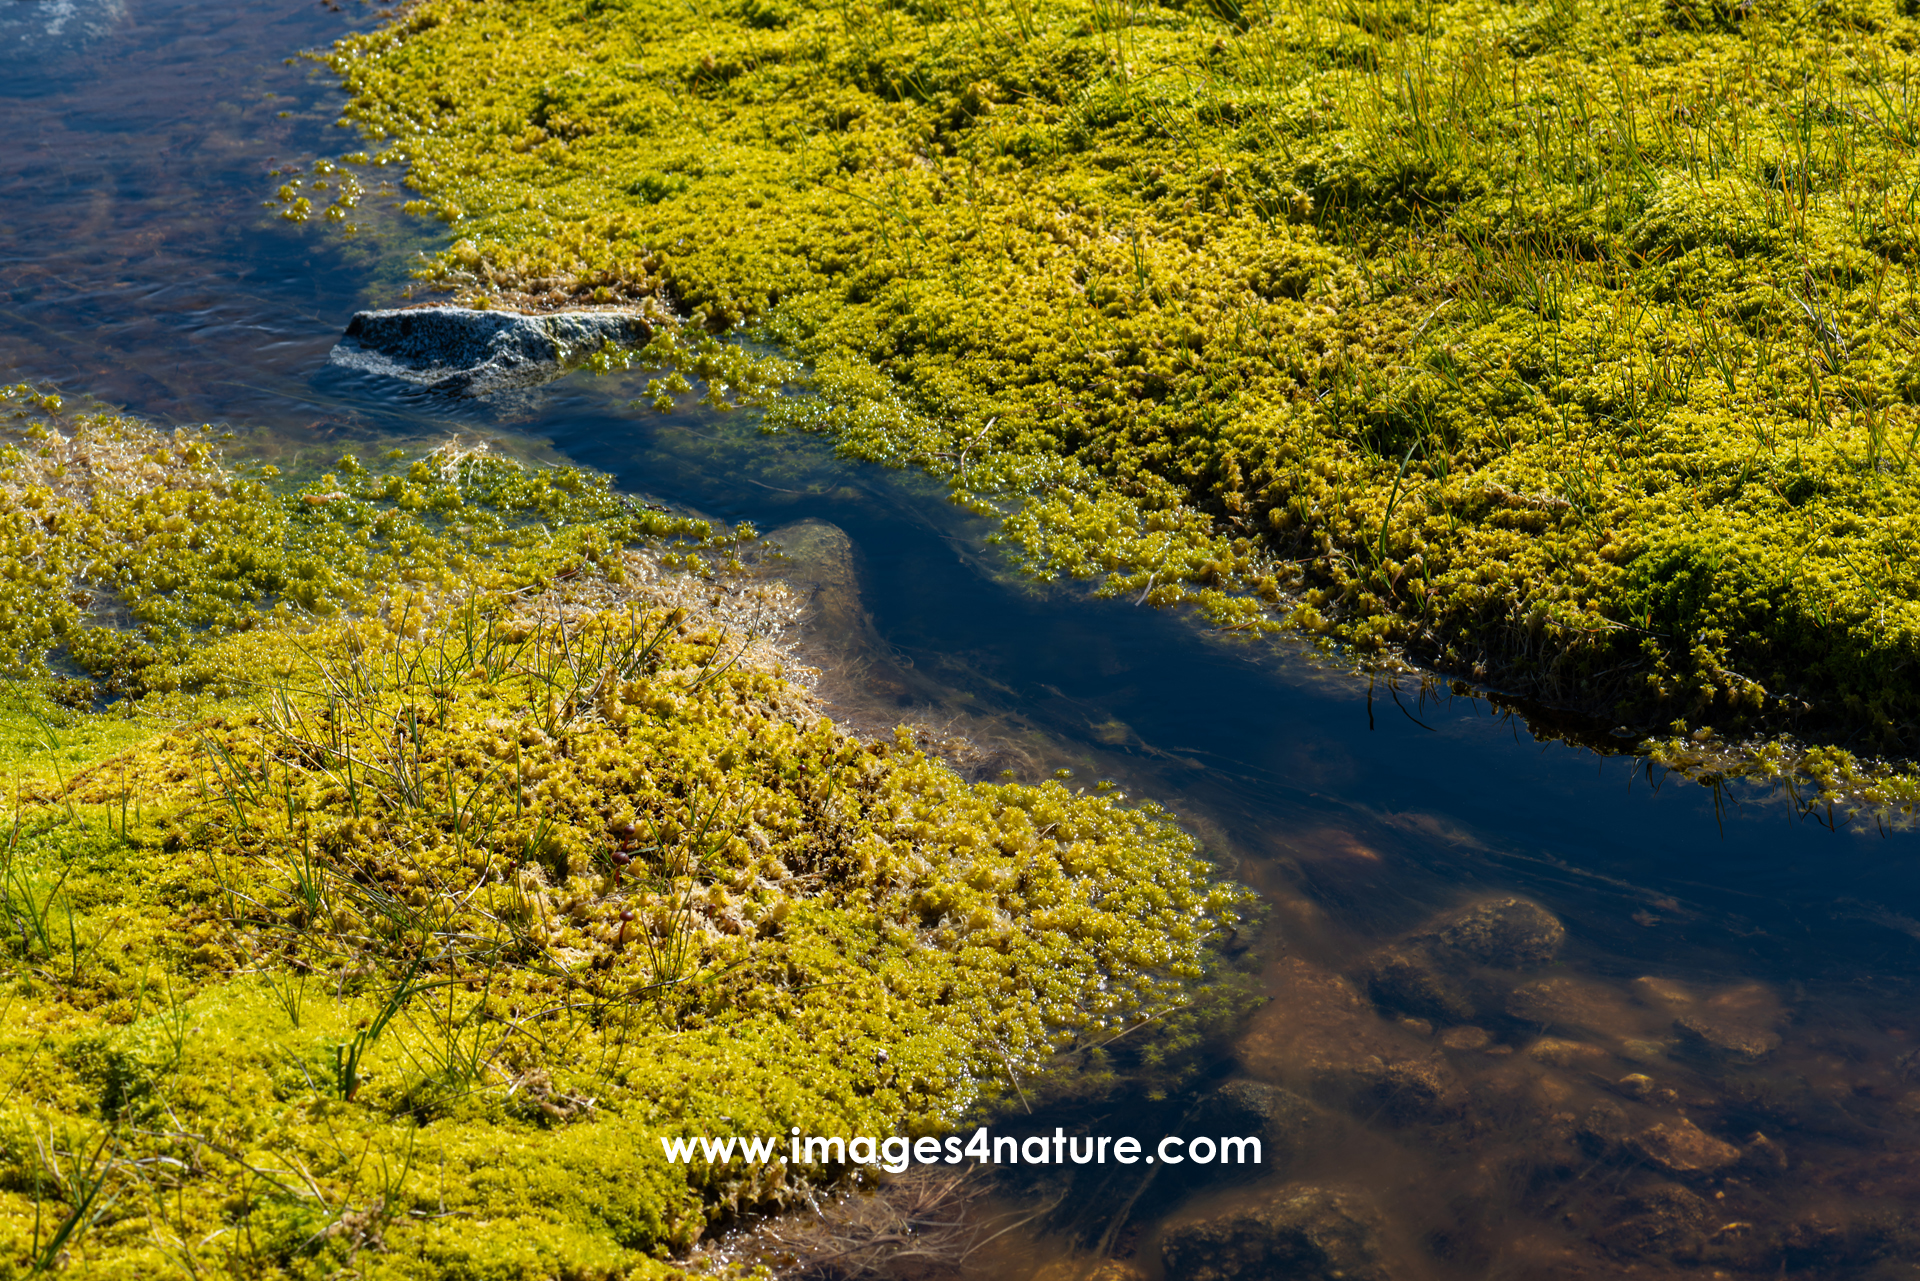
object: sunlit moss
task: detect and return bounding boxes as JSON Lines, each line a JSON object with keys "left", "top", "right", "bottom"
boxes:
{"left": 0, "top": 387, "right": 721, "bottom": 698}
{"left": 312, "top": 0, "right": 1920, "bottom": 767}
{"left": 0, "top": 401, "right": 1255, "bottom": 1275}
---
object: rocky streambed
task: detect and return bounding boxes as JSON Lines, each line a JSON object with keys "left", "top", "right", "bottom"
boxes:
{"left": 1095, "top": 893, "right": 1920, "bottom": 1281}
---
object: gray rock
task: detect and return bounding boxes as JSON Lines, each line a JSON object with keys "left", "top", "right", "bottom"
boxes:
{"left": 328, "top": 306, "right": 652, "bottom": 395}
{"left": 1162, "top": 1185, "right": 1393, "bottom": 1281}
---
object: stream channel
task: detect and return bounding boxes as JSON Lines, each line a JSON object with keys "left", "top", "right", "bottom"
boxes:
{"left": 8, "top": 2, "right": 1920, "bottom": 1277}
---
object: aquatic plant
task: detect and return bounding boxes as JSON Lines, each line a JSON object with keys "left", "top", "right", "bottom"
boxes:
{"left": 0, "top": 397, "right": 1256, "bottom": 1274}
{"left": 310, "top": 0, "right": 1920, "bottom": 768}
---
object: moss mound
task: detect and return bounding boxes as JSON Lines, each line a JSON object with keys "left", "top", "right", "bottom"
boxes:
{"left": 311, "top": 0, "right": 1920, "bottom": 762}
{"left": 0, "top": 395, "right": 1252, "bottom": 1276}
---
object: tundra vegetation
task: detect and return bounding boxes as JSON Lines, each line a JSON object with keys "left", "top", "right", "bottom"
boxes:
{"left": 0, "top": 386, "right": 1252, "bottom": 1277}
{"left": 286, "top": 0, "right": 1920, "bottom": 804}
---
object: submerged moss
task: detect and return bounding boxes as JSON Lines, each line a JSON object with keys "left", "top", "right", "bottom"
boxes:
{"left": 0, "top": 405, "right": 1254, "bottom": 1276}
{"left": 312, "top": 0, "right": 1920, "bottom": 766}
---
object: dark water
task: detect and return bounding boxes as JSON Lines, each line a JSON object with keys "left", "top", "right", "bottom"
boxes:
{"left": 8, "top": 4, "right": 1920, "bottom": 1277}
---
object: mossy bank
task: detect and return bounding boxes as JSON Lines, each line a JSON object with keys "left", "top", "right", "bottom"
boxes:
{"left": 0, "top": 390, "right": 1254, "bottom": 1277}
{"left": 305, "top": 0, "right": 1920, "bottom": 785}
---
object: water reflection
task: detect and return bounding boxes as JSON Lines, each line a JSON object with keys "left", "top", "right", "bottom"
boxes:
{"left": 4, "top": 1, "right": 1920, "bottom": 1276}
{"left": 0, "top": 0, "right": 422, "bottom": 423}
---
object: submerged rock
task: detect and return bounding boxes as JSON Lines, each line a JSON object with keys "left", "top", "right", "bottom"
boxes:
{"left": 766, "top": 519, "right": 970, "bottom": 739}
{"left": 1190, "top": 1078, "right": 1320, "bottom": 1166}
{"left": 1674, "top": 1014, "right": 1782, "bottom": 1064}
{"left": 1238, "top": 958, "right": 1461, "bottom": 1119}
{"left": 1361, "top": 897, "right": 1566, "bottom": 1023}
{"left": 1625, "top": 976, "right": 1786, "bottom": 1064}
{"left": 328, "top": 306, "right": 652, "bottom": 395}
{"left": 1624, "top": 1119, "right": 1741, "bottom": 1178}
{"left": 1526, "top": 1037, "right": 1608, "bottom": 1068}
{"left": 1030, "top": 1260, "right": 1150, "bottom": 1281}
{"left": 1741, "top": 1131, "right": 1788, "bottom": 1174}
{"left": 1582, "top": 1098, "right": 1741, "bottom": 1178}
{"left": 1673, "top": 986, "right": 1785, "bottom": 1064}
{"left": 769, "top": 519, "right": 868, "bottom": 653}
{"left": 1579, "top": 1100, "right": 1633, "bottom": 1152}
{"left": 1591, "top": 1182, "right": 1711, "bottom": 1258}
{"left": 1629, "top": 976, "right": 1695, "bottom": 1009}
{"left": 1364, "top": 944, "right": 1474, "bottom": 1021}
{"left": 1505, "top": 976, "right": 1644, "bottom": 1040}
{"left": 1617, "top": 1073, "right": 1656, "bottom": 1099}
{"left": 1424, "top": 897, "right": 1566, "bottom": 968}
{"left": 1161, "top": 1186, "right": 1394, "bottom": 1281}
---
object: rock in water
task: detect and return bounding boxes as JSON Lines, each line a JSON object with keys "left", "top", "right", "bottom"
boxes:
{"left": 1031, "top": 1262, "right": 1150, "bottom": 1281}
{"left": 768, "top": 520, "right": 868, "bottom": 657}
{"left": 1423, "top": 897, "right": 1566, "bottom": 968}
{"left": 1504, "top": 976, "right": 1644, "bottom": 1039}
{"left": 1162, "top": 1186, "right": 1394, "bottom": 1281}
{"left": 328, "top": 306, "right": 652, "bottom": 395}
{"left": 1364, "top": 944, "right": 1475, "bottom": 1022}
{"left": 1181, "top": 1079, "right": 1320, "bottom": 1180}
{"left": 1237, "top": 958, "right": 1461, "bottom": 1119}
{"left": 1670, "top": 982, "right": 1785, "bottom": 1064}
{"left": 1195, "top": 1078, "right": 1320, "bottom": 1145}
{"left": 1360, "top": 897, "right": 1565, "bottom": 1022}
{"left": 1591, "top": 1183, "right": 1712, "bottom": 1257}
{"left": 1674, "top": 1014, "right": 1782, "bottom": 1064}
{"left": 1624, "top": 1119, "right": 1742, "bottom": 1178}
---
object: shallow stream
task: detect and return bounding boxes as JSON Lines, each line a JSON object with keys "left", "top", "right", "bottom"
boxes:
{"left": 8, "top": 3, "right": 1920, "bottom": 1277}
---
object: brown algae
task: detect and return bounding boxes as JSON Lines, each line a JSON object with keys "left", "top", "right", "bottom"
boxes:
{"left": 308, "top": 0, "right": 1920, "bottom": 790}
{"left": 0, "top": 392, "right": 1254, "bottom": 1276}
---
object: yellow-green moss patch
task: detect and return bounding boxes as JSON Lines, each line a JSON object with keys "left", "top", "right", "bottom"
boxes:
{"left": 311, "top": 0, "right": 1920, "bottom": 767}
{"left": 0, "top": 401, "right": 1254, "bottom": 1276}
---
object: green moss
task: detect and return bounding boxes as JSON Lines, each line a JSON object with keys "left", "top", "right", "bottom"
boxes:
{"left": 0, "top": 388, "right": 724, "bottom": 699}
{"left": 310, "top": 0, "right": 1920, "bottom": 765}
{"left": 0, "top": 405, "right": 1255, "bottom": 1275}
